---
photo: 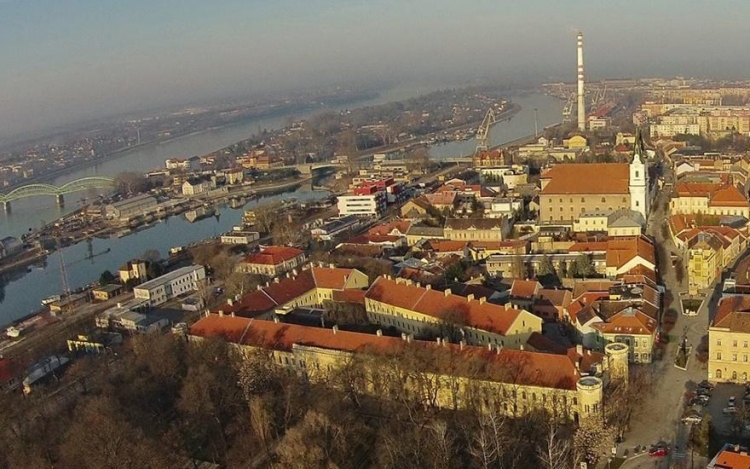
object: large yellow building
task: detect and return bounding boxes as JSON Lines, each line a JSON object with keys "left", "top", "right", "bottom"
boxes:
{"left": 189, "top": 314, "right": 629, "bottom": 422}
{"left": 591, "top": 307, "right": 658, "bottom": 363}
{"left": 709, "top": 296, "right": 750, "bottom": 383}
{"left": 364, "top": 276, "right": 542, "bottom": 349}
{"left": 669, "top": 183, "right": 749, "bottom": 219}
{"left": 540, "top": 151, "right": 649, "bottom": 226}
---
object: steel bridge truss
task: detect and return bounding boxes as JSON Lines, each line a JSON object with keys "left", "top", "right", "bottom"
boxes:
{"left": 0, "top": 177, "right": 115, "bottom": 203}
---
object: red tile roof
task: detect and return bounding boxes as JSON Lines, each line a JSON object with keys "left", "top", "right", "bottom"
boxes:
{"left": 244, "top": 246, "right": 304, "bottom": 266}
{"left": 592, "top": 307, "right": 656, "bottom": 335}
{"left": 365, "top": 277, "right": 527, "bottom": 336}
{"left": 190, "top": 316, "right": 587, "bottom": 390}
{"left": 368, "top": 220, "right": 412, "bottom": 236}
{"left": 712, "top": 446, "right": 750, "bottom": 468}
{"left": 710, "top": 185, "right": 748, "bottom": 207}
{"left": 541, "top": 163, "right": 630, "bottom": 195}
{"left": 332, "top": 289, "right": 366, "bottom": 305}
{"left": 426, "top": 240, "right": 469, "bottom": 253}
{"left": 214, "top": 267, "right": 365, "bottom": 318}
{"left": 347, "top": 234, "right": 402, "bottom": 245}
{"left": 311, "top": 267, "right": 358, "bottom": 290}
{"left": 605, "top": 236, "right": 656, "bottom": 269}
{"left": 714, "top": 296, "right": 750, "bottom": 332}
{"left": 510, "top": 279, "right": 542, "bottom": 299}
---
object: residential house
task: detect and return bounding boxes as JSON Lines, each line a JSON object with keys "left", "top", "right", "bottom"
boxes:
{"left": 591, "top": 306, "right": 657, "bottom": 363}
{"left": 405, "top": 225, "right": 445, "bottom": 246}
{"left": 709, "top": 296, "right": 750, "bottom": 383}
{"left": 118, "top": 259, "right": 148, "bottom": 285}
{"left": 214, "top": 267, "right": 370, "bottom": 318}
{"left": 133, "top": 265, "right": 206, "bottom": 307}
{"left": 533, "top": 289, "right": 573, "bottom": 322}
{"left": 239, "top": 246, "right": 306, "bottom": 277}
{"left": 444, "top": 218, "right": 510, "bottom": 242}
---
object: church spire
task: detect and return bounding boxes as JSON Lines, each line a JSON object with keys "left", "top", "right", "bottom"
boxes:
{"left": 633, "top": 126, "right": 645, "bottom": 162}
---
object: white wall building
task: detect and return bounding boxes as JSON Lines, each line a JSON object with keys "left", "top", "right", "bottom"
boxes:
{"left": 134, "top": 265, "right": 206, "bottom": 307}
{"left": 337, "top": 192, "right": 387, "bottom": 217}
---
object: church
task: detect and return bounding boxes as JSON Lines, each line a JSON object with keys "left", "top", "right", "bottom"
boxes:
{"left": 539, "top": 132, "right": 650, "bottom": 226}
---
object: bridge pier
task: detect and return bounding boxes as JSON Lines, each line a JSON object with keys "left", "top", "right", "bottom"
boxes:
{"left": 1, "top": 201, "right": 9, "bottom": 213}
{"left": 56, "top": 194, "right": 65, "bottom": 207}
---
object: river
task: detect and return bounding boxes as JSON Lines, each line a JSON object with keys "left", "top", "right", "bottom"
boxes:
{"left": 0, "top": 91, "right": 561, "bottom": 326}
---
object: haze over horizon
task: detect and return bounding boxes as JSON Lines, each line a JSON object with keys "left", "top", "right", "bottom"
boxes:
{"left": 3, "top": 0, "right": 750, "bottom": 143}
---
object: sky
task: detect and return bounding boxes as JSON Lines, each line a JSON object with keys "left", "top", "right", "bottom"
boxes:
{"left": 2, "top": 0, "right": 750, "bottom": 142}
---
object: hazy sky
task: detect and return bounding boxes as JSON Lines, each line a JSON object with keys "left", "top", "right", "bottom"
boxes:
{"left": 3, "top": 0, "right": 750, "bottom": 142}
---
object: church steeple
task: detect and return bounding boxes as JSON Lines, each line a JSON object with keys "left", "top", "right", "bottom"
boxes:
{"left": 633, "top": 126, "right": 645, "bottom": 163}
{"left": 629, "top": 126, "right": 649, "bottom": 220}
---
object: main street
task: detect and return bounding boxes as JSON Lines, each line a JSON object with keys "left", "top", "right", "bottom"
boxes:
{"left": 616, "top": 168, "right": 711, "bottom": 468}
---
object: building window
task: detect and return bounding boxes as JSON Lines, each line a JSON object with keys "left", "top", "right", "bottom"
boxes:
{"left": 733, "top": 353, "right": 738, "bottom": 361}
{"left": 601, "top": 197, "right": 606, "bottom": 203}
{"left": 718, "top": 339, "right": 722, "bottom": 346}
{"left": 716, "top": 369, "right": 722, "bottom": 379}
{"left": 735, "top": 340, "right": 739, "bottom": 347}
{"left": 717, "top": 352, "right": 722, "bottom": 360}
{"left": 733, "top": 371, "right": 738, "bottom": 380}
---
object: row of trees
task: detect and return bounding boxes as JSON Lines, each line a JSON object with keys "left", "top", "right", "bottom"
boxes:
{"left": 1, "top": 320, "right": 651, "bottom": 468}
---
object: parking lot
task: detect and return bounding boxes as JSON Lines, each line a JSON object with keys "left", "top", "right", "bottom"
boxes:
{"left": 704, "top": 383, "right": 749, "bottom": 438}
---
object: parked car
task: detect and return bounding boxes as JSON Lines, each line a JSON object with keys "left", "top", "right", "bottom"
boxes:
{"left": 649, "top": 446, "right": 668, "bottom": 458}
{"left": 724, "top": 407, "right": 737, "bottom": 414}
{"left": 697, "top": 387, "right": 712, "bottom": 397}
{"left": 698, "top": 380, "right": 714, "bottom": 390}
{"left": 729, "top": 396, "right": 737, "bottom": 407}
{"left": 682, "top": 412, "right": 703, "bottom": 425}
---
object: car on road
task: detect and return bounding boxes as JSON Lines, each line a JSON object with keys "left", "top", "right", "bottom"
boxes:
{"left": 649, "top": 446, "right": 668, "bottom": 458}
{"left": 682, "top": 412, "right": 703, "bottom": 425}
{"left": 729, "top": 396, "right": 736, "bottom": 407}
{"left": 723, "top": 406, "right": 737, "bottom": 414}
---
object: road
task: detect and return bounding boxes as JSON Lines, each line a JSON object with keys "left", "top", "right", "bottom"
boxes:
{"left": 615, "top": 169, "right": 711, "bottom": 468}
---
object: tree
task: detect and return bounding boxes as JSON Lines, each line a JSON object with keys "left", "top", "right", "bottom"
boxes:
{"left": 538, "top": 255, "right": 555, "bottom": 277}
{"left": 407, "top": 146, "right": 430, "bottom": 174}
{"left": 573, "top": 418, "right": 615, "bottom": 467}
{"left": 146, "top": 261, "right": 164, "bottom": 280}
{"left": 224, "top": 272, "right": 262, "bottom": 299}
{"left": 99, "top": 270, "right": 116, "bottom": 285}
{"left": 574, "top": 253, "right": 596, "bottom": 278}
{"left": 537, "top": 425, "right": 572, "bottom": 469}
{"left": 140, "top": 249, "right": 161, "bottom": 264}
{"left": 114, "top": 171, "right": 149, "bottom": 194}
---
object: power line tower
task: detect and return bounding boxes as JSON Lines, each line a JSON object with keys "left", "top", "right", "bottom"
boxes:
{"left": 475, "top": 108, "right": 497, "bottom": 155}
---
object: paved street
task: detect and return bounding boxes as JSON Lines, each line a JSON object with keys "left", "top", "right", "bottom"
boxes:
{"left": 615, "top": 172, "right": 711, "bottom": 468}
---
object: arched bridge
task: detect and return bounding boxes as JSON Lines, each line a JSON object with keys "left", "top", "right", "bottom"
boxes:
{"left": 0, "top": 176, "right": 115, "bottom": 210}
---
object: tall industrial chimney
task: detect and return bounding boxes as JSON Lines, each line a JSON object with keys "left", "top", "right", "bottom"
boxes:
{"left": 577, "top": 31, "right": 586, "bottom": 131}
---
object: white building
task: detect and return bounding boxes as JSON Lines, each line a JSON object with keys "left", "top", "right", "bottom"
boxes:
{"left": 629, "top": 134, "right": 649, "bottom": 221}
{"left": 337, "top": 192, "right": 387, "bottom": 217}
{"left": 133, "top": 265, "right": 206, "bottom": 307}
{"left": 104, "top": 194, "right": 159, "bottom": 221}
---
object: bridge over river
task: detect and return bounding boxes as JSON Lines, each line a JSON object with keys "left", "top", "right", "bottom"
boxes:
{"left": 0, "top": 177, "right": 115, "bottom": 212}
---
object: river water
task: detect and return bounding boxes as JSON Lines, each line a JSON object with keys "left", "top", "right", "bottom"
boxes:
{"left": 0, "top": 91, "right": 561, "bottom": 326}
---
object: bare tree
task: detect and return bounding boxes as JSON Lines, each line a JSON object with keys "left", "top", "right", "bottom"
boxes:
{"left": 537, "top": 425, "right": 572, "bottom": 469}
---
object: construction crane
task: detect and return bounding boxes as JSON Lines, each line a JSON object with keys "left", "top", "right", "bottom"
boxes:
{"left": 562, "top": 92, "right": 576, "bottom": 122}
{"left": 590, "top": 85, "right": 607, "bottom": 107}
{"left": 56, "top": 235, "right": 72, "bottom": 314}
{"left": 475, "top": 108, "right": 497, "bottom": 155}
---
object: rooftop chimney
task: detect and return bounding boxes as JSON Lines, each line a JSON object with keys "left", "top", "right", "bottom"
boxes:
{"left": 576, "top": 344, "right": 583, "bottom": 356}
{"left": 230, "top": 312, "right": 235, "bottom": 317}
{"left": 459, "top": 340, "right": 465, "bottom": 350}
{"left": 273, "top": 316, "right": 279, "bottom": 323}
{"left": 332, "top": 325, "right": 339, "bottom": 335}
{"left": 218, "top": 310, "right": 224, "bottom": 317}
{"left": 227, "top": 298, "right": 234, "bottom": 306}
{"left": 274, "top": 277, "right": 280, "bottom": 283}
{"left": 401, "top": 332, "right": 408, "bottom": 341}
{"left": 479, "top": 297, "right": 486, "bottom": 304}
{"left": 467, "top": 294, "right": 475, "bottom": 301}
{"left": 444, "top": 288, "right": 451, "bottom": 297}
{"left": 426, "top": 284, "right": 432, "bottom": 290}
{"left": 376, "top": 329, "right": 383, "bottom": 337}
